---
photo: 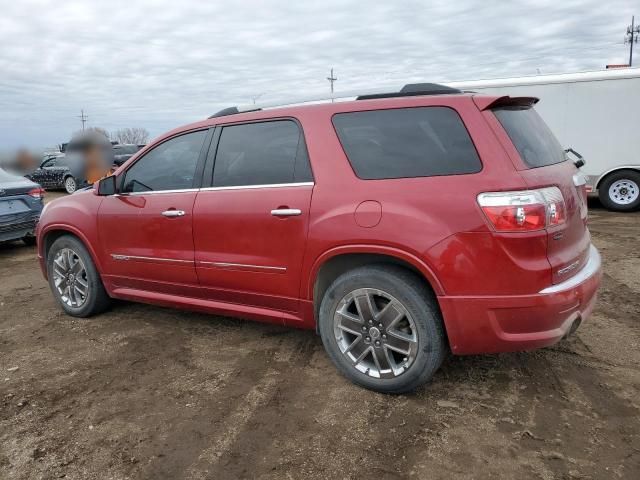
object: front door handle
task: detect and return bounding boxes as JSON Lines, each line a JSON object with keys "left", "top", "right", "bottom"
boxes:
{"left": 162, "top": 210, "right": 186, "bottom": 218}
{"left": 271, "top": 208, "right": 302, "bottom": 217}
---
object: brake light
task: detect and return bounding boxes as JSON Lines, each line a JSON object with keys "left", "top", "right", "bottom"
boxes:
{"left": 477, "top": 187, "right": 566, "bottom": 232}
{"left": 28, "top": 187, "right": 45, "bottom": 199}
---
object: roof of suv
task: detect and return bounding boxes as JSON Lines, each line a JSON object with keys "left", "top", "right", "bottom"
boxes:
{"left": 146, "top": 85, "right": 517, "bottom": 150}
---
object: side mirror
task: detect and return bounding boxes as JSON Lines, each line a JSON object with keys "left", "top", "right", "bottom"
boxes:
{"left": 97, "top": 175, "right": 117, "bottom": 196}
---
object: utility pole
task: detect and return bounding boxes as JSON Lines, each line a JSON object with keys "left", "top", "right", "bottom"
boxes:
{"left": 78, "top": 109, "right": 88, "bottom": 131}
{"left": 625, "top": 16, "right": 640, "bottom": 66}
{"left": 250, "top": 93, "right": 264, "bottom": 105}
{"left": 327, "top": 68, "right": 337, "bottom": 100}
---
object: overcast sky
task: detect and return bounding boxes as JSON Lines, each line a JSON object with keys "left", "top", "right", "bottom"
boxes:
{"left": 0, "top": 0, "right": 636, "bottom": 149}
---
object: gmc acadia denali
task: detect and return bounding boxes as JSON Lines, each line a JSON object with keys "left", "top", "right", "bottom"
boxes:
{"left": 36, "top": 84, "right": 602, "bottom": 393}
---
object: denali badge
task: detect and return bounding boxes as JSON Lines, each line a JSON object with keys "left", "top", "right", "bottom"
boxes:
{"left": 558, "top": 260, "right": 581, "bottom": 276}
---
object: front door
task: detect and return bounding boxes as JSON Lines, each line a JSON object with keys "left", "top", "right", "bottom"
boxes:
{"left": 193, "top": 120, "right": 314, "bottom": 313}
{"left": 98, "top": 129, "right": 209, "bottom": 293}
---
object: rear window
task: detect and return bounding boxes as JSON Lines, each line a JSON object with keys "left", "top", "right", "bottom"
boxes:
{"left": 332, "top": 107, "right": 482, "bottom": 180}
{"left": 493, "top": 107, "right": 566, "bottom": 169}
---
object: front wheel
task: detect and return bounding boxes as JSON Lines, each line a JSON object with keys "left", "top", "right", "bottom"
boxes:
{"left": 64, "top": 176, "right": 77, "bottom": 194}
{"left": 47, "top": 235, "right": 111, "bottom": 317}
{"left": 598, "top": 170, "right": 640, "bottom": 212}
{"left": 318, "top": 265, "right": 447, "bottom": 394}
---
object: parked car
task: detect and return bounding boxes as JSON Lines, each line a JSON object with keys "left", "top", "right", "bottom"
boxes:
{"left": 0, "top": 168, "right": 44, "bottom": 245}
{"left": 27, "top": 154, "right": 80, "bottom": 194}
{"left": 448, "top": 67, "right": 640, "bottom": 211}
{"left": 113, "top": 144, "right": 143, "bottom": 166}
{"left": 35, "top": 84, "right": 602, "bottom": 393}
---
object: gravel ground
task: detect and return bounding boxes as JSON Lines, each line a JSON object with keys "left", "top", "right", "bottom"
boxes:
{"left": 1, "top": 193, "right": 639, "bottom": 479}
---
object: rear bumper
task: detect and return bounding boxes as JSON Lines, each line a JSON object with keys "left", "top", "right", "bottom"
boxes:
{"left": 439, "top": 244, "right": 602, "bottom": 355}
{"left": 0, "top": 216, "right": 38, "bottom": 243}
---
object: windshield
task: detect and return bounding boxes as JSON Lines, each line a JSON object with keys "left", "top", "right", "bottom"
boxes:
{"left": 493, "top": 106, "right": 566, "bottom": 169}
{"left": 0, "top": 167, "right": 20, "bottom": 182}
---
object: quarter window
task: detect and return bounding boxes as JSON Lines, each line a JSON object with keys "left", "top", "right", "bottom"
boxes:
{"left": 212, "top": 120, "right": 312, "bottom": 187}
{"left": 122, "top": 130, "right": 206, "bottom": 192}
{"left": 332, "top": 107, "right": 482, "bottom": 180}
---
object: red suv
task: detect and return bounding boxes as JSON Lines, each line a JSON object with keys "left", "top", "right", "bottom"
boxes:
{"left": 36, "top": 84, "right": 602, "bottom": 393}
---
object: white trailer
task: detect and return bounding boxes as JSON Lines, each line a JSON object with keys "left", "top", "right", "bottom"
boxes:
{"left": 448, "top": 68, "right": 640, "bottom": 211}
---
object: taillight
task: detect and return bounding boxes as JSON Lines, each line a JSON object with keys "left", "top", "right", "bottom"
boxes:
{"left": 477, "top": 187, "right": 566, "bottom": 232}
{"left": 28, "top": 187, "right": 45, "bottom": 199}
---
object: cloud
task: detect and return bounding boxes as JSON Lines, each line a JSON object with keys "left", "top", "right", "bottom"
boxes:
{"left": 0, "top": 0, "right": 635, "bottom": 148}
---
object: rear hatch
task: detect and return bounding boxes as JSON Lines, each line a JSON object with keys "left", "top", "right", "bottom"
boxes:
{"left": 490, "top": 102, "right": 590, "bottom": 285}
{"left": 0, "top": 170, "right": 42, "bottom": 225}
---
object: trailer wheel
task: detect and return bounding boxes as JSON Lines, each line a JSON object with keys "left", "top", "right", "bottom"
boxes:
{"left": 599, "top": 170, "right": 640, "bottom": 212}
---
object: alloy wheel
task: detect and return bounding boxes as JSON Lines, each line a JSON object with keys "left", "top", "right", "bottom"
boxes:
{"left": 333, "top": 288, "right": 419, "bottom": 379}
{"left": 52, "top": 248, "right": 89, "bottom": 308}
{"left": 65, "top": 177, "right": 76, "bottom": 193}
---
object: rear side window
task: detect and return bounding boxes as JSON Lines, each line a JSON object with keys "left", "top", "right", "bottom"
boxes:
{"left": 212, "top": 120, "right": 312, "bottom": 187}
{"left": 493, "top": 107, "right": 566, "bottom": 168}
{"left": 332, "top": 107, "right": 482, "bottom": 180}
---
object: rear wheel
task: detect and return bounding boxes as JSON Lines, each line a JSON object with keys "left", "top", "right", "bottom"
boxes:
{"left": 318, "top": 265, "right": 447, "bottom": 394}
{"left": 47, "top": 235, "right": 111, "bottom": 317}
{"left": 599, "top": 170, "right": 640, "bottom": 212}
{"left": 64, "top": 176, "right": 77, "bottom": 194}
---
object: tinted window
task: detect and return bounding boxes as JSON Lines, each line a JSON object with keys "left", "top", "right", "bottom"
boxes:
{"left": 493, "top": 107, "right": 566, "bottom": 168}
{"left": 212, "top": 120, "right": 312, "bottom": 187}
{"left": 122, "top": 130, "right": 206, "bottom": 192}
{"left": 332, "top": 107, "right": 482, "bottom": 180}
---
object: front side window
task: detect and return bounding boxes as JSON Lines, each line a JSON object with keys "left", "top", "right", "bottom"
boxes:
{"left": 122, "top": 130, "right": 206, "bottom": 192}
{"left": 332, "top": 107, "right": 482, "bottom": 180}
{"left": 212, "top": 120, "right": 312, "bottom": 187}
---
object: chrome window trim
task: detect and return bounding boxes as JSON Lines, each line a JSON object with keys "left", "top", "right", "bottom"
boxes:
{"left": 200, "top": 182, "right": 314, "bottom": 192}
{"left": 198, "top": 261, "right": 287, "bottom": 272}
{"left": 114, "top": 182, "right": 314, "bottom": 196}
{"left": 111, "top": 254, "right": 192, "bottom": 264}
{"left": 115, "top": 188, "right": 199, "bottom": 197}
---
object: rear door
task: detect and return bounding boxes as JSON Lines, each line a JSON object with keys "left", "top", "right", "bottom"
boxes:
{"left": 193, "top": 119, "right": 314, "bottom": 313}
{"left": 98, "top": 129, "right": 210, "bottom": 292}
{"left": 489, "top": 104, "right": 590, "bottom": 284}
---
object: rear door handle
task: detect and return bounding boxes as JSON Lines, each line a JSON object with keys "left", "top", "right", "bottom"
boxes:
{"left": 162, "top": 210, "right": 186, "bottom": 218}
{"left": 271, "top": 208, "right": 302, "bottom": 217}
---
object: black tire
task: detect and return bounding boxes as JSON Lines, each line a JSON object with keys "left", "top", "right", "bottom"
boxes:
{"left": 318, "top": 265, "right": 447, "bottom": 394}
{"left": 46, "top": 235, "right": 111, "bottom": 317}
{"left": 22, "top": 236, "right": 37, "bottom": 246}
{"left": 64, "top": 176, "right": 77, "bottom": 194}
{"left": 598, "top": 170, "right": 640, "bottom": 212}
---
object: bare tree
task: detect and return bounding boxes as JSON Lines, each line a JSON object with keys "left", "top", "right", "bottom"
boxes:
{"left": 111, "top": 127, "right": 150, "bottom": 145}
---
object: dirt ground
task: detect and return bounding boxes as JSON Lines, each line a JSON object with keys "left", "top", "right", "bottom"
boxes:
{"left": 1, "top": 192, "right": 639, "bottom": 480}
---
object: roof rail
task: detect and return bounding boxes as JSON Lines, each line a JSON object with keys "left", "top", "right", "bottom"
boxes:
{"left": 208, "top": 82, "right": 463, "bottom": 119}
{"left": 209, "top": 106, "right": 261, "bottom": 119}
{"left": 357, "top": 83, "right": 461, "bottom": 100}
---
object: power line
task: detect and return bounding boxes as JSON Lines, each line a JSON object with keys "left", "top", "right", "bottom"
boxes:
{"left": 625, "top": 15, "right": 640, "bottom": 66}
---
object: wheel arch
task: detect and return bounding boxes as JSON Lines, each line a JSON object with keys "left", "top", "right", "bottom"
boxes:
{"left": 595, "top": 166, "right": 640, "bottom": 189}
{"left": 41, "top": 225, "right": 104, "bottom": 277}
{"left": 307, "top": 246, "right": 445, "bottom": 326}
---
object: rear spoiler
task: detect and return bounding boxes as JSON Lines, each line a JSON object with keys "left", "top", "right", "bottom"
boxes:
{"left": 473, "top": 95, "right": 539, "bottom": 111}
